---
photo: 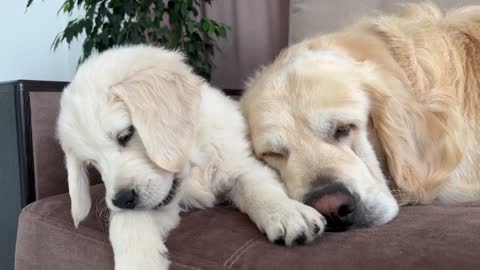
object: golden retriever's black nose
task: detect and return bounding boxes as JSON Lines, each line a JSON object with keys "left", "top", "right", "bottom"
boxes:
{"left": 112, "top": 189, "right": 136, "bottom": 209}
{"left": 306, "top": 183, "right": 356, "bottom": 231}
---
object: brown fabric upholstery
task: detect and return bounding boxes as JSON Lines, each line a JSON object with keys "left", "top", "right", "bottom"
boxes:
{"left": 30, "top": 92, "right": 69, "bottom": 199}
{"left": 15, "top": 185, "right": 112, "bottom": 270}
{"left": 16, "top": 184, "right": 480, "bottom": 270}
{"left": 29, "top": 91, "right": 101, "bottom": 200}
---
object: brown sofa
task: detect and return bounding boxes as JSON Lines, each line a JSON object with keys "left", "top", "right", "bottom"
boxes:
{"left": 9, "top": 2, "right": 480, "bottom": 269}
{"left": 11, "top": 81, "right": 480, "bottom": 270}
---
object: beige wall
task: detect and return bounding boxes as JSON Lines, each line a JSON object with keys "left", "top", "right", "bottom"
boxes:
{"left": 289, "top": 0, "right": 480, "bottom": 44}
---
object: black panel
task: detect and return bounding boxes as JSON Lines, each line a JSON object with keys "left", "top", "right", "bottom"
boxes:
{"left": 0, "top": 80, "right": 67, "bottom": 270}
{"left": 14, "top": 82, "right": 34, "bottom": 206}
{"left": 0, "top": 84, "right": 23, "bottom": 270}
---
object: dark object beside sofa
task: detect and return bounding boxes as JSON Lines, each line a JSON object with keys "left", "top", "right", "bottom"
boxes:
{"left": 0, "top": 80, "right": 71, "bottom": 270}
{"left": 8, "top": 81, "right": 480, "bottom": 270}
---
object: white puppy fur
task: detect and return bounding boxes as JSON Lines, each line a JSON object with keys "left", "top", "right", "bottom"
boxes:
{"left": 57, "top": 45, "right": 326, "bottom": 270}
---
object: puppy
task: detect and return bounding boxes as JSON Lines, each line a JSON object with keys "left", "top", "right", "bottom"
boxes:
{"left": 57, "top": 45, "right": 325, "bottom": 270}
{"left": 241, "top": 3, "right": 480, "bottom": 231}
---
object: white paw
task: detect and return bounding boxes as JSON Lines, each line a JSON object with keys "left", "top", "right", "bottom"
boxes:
{"left": 114, "top": 252, "right": 170, "bottom": 270}
{"left": 109, "top": 210, "right": 174, "bottom": 270}
{"left": 254, "top": 199, "right": 326, "bottom": 246}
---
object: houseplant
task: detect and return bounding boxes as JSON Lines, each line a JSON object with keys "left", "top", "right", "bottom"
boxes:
{"left": 26, "top": 0, "right": 228, "bottom": 80}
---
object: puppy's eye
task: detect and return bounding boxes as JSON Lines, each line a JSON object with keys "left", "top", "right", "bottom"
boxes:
{"left": 262, "top": 152, "right": 284, "bottom": 159}
{"left": 334, "top": 124, "right": 354, "bottom": 140}
{"left": 117, "top": 125, "right": 135, "bottom": 146}
{"left": 261, "top": 147, "right": 289, "bottom": 159}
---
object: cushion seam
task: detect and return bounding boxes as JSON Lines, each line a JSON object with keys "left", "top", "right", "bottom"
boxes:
{"left": 23, "top": 206, "right": 109, "bottom": 232}
{"left": 22, "top": 208, "right": 111, "bottom": 246}
{"left": 227, "top": 238, "right": 263, "bottom": 268}
{"left": 223, "top": 235, "right": 263, "bottom": 267}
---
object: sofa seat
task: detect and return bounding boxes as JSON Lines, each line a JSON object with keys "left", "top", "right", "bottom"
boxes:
{"left": 16, "top": 184, "right": 480, "bottom": 270}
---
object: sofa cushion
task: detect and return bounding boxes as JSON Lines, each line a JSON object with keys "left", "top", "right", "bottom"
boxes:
{"left": 16, "top": 184, "right": 480, "bottom": 270}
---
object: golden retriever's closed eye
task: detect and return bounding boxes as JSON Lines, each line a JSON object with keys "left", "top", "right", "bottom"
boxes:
{"left": 242, "top": 2, "right": 480, "bottom": 230}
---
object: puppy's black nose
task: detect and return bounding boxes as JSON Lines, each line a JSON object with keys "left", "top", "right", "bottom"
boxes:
{"left": 307, "top": 183, "right": 356, "bottom": 232}
{"left": 112, "top": 189, "right": 136, "bottom": 209}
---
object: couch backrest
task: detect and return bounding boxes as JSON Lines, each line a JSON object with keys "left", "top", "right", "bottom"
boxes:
{"left": 289, "top": 0, "right": 480, "bottom": 45}
{"left": 27, "top": 84, "right": 102, "bottom": 200}
{"left": 29, "top": 91, "right": 69, "bottom": 199}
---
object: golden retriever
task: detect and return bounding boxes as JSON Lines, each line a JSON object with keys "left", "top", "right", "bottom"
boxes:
{"left": 241, "top": 2, "right": 480, "bottom": 231}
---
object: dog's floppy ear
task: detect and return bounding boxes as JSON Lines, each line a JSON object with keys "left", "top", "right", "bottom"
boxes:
{"left": 111, "top": 65, "right": 202, "bottom": 172}
{"left": 362, "top": 67, "right": 461, "bottom": 204}
{"left": 65, "top": 151, "right": 91, "bottom": 228}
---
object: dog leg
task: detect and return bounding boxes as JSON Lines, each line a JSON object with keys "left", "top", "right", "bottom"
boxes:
{"left": 109, "top": 206, "right": 180, "bottom": 270}
{"left": 230, "top": 160, "right": 326, "bottom": 246}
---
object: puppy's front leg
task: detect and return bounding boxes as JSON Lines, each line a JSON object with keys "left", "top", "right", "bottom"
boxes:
{"left": 230, "top": 161, "right": 326, "bottom": 246}
{"left": 109, "top": 207, "right": 180, "bottom": 270}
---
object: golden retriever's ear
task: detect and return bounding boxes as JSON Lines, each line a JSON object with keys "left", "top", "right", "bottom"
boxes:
{"left": 362, "top": 69, "right": 461, "bottom": 204}
{"left": 65, "top": 151, "right": 91, "bottom": 228}
{"left": 111, "top": 67, "right": 202, "bottom": 172}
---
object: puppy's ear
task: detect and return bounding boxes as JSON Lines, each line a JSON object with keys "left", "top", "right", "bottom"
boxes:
{"left": 65, "top": 151, "right": 91, "bottom": 228}
{"left": 112, "top": 66, "right": 202, "bottom": 172}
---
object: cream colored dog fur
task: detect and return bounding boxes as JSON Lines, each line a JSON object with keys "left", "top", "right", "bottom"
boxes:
{"left": 242, "top": 3, "right": 480, "bottom": 228}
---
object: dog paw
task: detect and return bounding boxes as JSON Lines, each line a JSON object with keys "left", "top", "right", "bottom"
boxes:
{"left": 255, "top": 199, "right": 326, "bottom": 246}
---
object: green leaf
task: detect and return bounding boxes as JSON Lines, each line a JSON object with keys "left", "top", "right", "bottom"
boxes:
{"left": 185, "top": 20, "right": 193, "bottom": 34}
{"left": 208, "top": 23, "right": 215, "bottom": 34}
{"left": 201, "top": 19, "right": 210, "bottom": 33}
{"left": 191, "top": 6, "right": 198, "bottom": 17}
{"left": 218, "top": 25, "right": 227, "bottom": 38}
{"left": 63, "top": 2, "right": 71, "bottom": 12}
{"left": 85, "top": 19, "right": 93, "bottom": 34}
{"left": 51, "top": 33, "right": 64, "bottom": 51}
